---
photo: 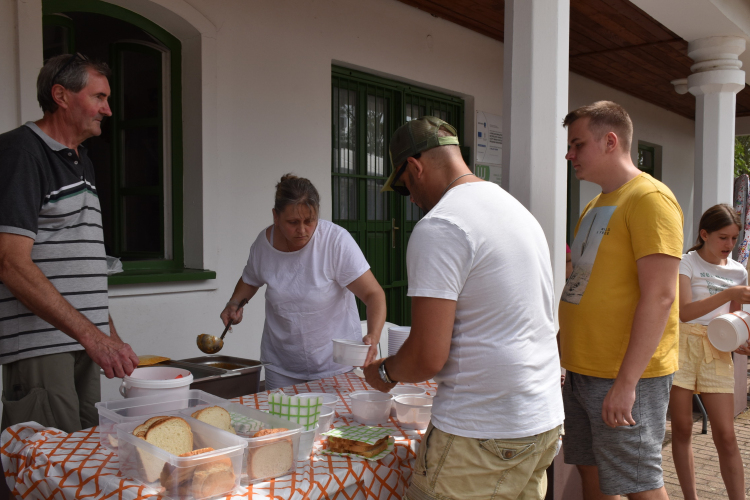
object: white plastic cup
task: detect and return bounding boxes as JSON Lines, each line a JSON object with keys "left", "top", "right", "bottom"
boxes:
{"left": 388, "top": 385, "right": 427, "bottom": 417}
{"left": 388, "top": 326, "right": 411, "bottom": 357}
{"left": 332, "top": 339, "right": 369, "bottom": 366}
{"left": 393, "top": 395, "right": 433, "bottom": 430}
{"left": 297, "top": 429, "right": 316, "bottom": 460}
{"left": 314, "top": 406, "right": 335, "bottom": 441}
{"left": 708, "top": 311, "right": 750, "bottom": 352}
{"left": 119, "top": 367, "right": 193, "bottom": 399}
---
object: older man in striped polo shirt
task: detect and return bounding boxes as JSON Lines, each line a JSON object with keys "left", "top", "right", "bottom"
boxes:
{"left": 0, "top": 54, "right": 139, "bottom": 433}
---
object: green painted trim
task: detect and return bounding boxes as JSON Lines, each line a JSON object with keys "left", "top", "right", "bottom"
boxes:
{"left": 43, "top": 0, "right": 185, "bottom": 269}
{"left": 108, "top": 268, "right": 216, "bottom": 285}
{"left": 332, "top": 66, "right": 464, "bottom": 104}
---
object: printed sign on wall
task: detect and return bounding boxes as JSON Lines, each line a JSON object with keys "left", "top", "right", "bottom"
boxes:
{"left": 476, "top": 111, "right": 502, "bottom": 186}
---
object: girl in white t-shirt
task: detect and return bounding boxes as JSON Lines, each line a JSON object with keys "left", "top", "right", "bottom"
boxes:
{"left": 671, "top": 203, "right": 750, "bottom": 500}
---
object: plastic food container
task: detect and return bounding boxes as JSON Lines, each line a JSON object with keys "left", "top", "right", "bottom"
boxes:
{"left": 116, "top": 415, "right": 247, "bottom": 500}
{"left": 394, "top": 395, "right": 433, "bottom": 430}
{"left": 181, "top": 403, "right": 302, "bottom": 485}
{"left": 388, "top": 385, "right": 427, "bottom": 417}
{"left": 95, "top": 389, "right": 230, "bottom": 451}
{"left": 708, "top": 311, "right": 750, "bottom": 351}
{"left": 298, "top": 429, "right": 317, "bottom": 460}
{"left": 314, "top": 406, "right": 335, "bottom": 441}
{"left": 120, "top": 367, "right": 193, "bottom": 399}
{"left": 295, "top": 392, "right": 340, "bottom": 410}
{"left": 349, "top": 391, "right": 393, "bottom": 425}
{"left": 332, "top": 339, "right": 369, "bottom": 366}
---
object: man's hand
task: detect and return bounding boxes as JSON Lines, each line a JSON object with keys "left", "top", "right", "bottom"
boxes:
{"left": 362, "top": 334, "right": 380, "bottom": 367}
{"left": 83, "top": 332, "right": 139, "bottom": 379}
{"left": 602, "top": 379, "right": 637, "bottom": 428}
{"left": 364, "top": 358, "right": 396, "bottom": 393}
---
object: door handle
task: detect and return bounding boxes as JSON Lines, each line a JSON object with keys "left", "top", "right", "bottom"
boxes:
{"left": 392, "top": 218, "right": 400, "bottom": 249}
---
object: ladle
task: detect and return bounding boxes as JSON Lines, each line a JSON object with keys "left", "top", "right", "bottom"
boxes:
{"left": 196, "top": 298, "right": 249, "bottom": 354}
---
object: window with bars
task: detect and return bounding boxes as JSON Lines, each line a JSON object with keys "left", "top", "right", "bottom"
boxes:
{"left": 331, "top": 67, "right": 465, "bottom": 325}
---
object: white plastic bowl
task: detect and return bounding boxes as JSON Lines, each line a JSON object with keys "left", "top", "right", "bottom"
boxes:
{"left": 708, "top": 311, "right": 750, "bottom": 351}
{"left": 332, "top": 339, "right": 369, "bottom": 366}
{"left": 350, "top": 391, "right": 393, "bottom": 425}
{"left": 394, "top": 395, "right": 433, "bottom": 430}
{"left": 297, "top": 429, "right": 316, "bottom": 460}
{"left": 314, "top": 405, "right": 335, "bottom": 441}
{"left": 388, "top": 385, "right": 427, "bottom": 417}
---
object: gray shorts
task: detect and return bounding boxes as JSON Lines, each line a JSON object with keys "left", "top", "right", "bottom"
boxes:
{"left": 562, "top": 371, "right": 673, "bottom": 496}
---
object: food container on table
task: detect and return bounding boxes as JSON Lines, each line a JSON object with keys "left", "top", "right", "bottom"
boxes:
{"left": 349, "top": 391, "right": 394, "bottom": 425}
{"left": 708, "top": 311, "right": 750, "bottom": 352}
{"left": 388, "top": 385, "right": 427, "bottom": 417}
{"left": 332, "top": 339, "right": 369, "bottom": 366}
{"left": 388, "top": 326, "right": 411, "bottom": 357}
{"left": 298, "top": 429, "right": 317, "bottom": 460}
{"left": 295, "top": 392, "right": 341, "bottom": 410}
{"left": 95, "top": 389, "right": 229, "bottom": 450}
{"left": 119, "top": 367, "right": 194, "bottom": 399}
{"left": 180, "top": 402, "right": 302, "bottom": 485}
{"left": 116, "top": 415, "right": 247, "bottom": 500}
{"left": 314, "top": 406, "right": 335, "bottom": 441}
{"left": 393, "top": 395, "right": 433, "bottom": 430}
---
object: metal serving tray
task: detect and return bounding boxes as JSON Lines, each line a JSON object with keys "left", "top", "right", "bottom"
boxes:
{"left": 153, "top": 356, "right": 264, "bottom": 399}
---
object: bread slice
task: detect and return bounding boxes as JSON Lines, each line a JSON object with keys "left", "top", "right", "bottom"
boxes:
{"left": 137, "top": 417, "right": 194, "bottom": 482}
{"left": 160, "top": 447, "right": 214, "bottom": 493}
{"left": 133, "top": 416, "right": 170, "bottom": 438}
{"left": 191, "top": 406, "right": 236, "bottom": 434}
{"left": 247, "top": 438, "right": 294, "bottom": 480}
{"left": 191, "top": 458, "right": 236, "bottom": 498}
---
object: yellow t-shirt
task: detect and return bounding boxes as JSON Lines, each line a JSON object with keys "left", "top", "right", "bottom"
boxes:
{"left": 559, "top": 173, "right": 684, "bottom": 379}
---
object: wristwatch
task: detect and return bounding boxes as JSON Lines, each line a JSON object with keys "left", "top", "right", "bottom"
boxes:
{"left": 378, "top": 359, "right": 395, "bottom": 384}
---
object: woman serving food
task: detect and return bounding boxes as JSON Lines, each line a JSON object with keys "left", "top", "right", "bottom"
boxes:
{"left": 220, "top": 174, "right": 386, "bottom": 391}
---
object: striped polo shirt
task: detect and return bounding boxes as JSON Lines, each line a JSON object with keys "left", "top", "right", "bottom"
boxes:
{"left": 0, "top": 122, "right": 109, "bottom": 364}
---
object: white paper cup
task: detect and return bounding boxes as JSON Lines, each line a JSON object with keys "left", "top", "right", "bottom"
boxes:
{"left": 708, "top": 311, "right": 750, "bottom": 352}
{"left": 332, "top": 339, "right": 369, "bottom": 366}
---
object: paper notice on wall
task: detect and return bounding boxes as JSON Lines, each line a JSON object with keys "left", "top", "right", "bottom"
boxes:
{"left": 476, "top": 111, "right": 502, "bottom": 186}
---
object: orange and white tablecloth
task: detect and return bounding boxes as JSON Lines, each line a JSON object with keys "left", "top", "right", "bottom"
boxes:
{"left": 1, "top": 372, "right": 437, "bottom": 500}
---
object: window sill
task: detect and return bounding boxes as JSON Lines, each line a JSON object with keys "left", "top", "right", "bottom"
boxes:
{"left": 108, "top": 268, "right": 216, "bottom": 286}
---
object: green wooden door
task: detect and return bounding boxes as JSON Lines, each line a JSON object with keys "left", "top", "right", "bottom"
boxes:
{"left": 331, "top": 68, "right": 464, "bottom": 326}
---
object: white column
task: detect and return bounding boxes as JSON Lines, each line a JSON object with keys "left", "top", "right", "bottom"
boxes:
{"left": 687, "top": 36, "right": 746, "bottom": 232}
{"left": 502, "top": 0, "right": 570, "bottom": 307}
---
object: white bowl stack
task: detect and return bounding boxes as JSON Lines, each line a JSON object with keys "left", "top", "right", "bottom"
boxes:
{"left": 388, "top": 326, "right": 411, "bottom": 357}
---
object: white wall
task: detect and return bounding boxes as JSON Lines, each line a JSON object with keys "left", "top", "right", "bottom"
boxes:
{"left": 568, "top": 73, "right": 696, "bottom": 249}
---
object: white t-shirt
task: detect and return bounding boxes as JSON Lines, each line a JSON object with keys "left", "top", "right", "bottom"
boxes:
{"left": 679, "top": 250, "right": 747, "bottom": 325}
{"left": 407, "top": 181, "right": 564, "bottom": 439}
{"left": 242, "top": 219, "right": 370, "bottom": 379}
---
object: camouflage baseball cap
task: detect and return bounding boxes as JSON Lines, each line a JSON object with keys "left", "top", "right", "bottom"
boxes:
{"left": 382, "top": 116, "right": 460, "bottom": 194}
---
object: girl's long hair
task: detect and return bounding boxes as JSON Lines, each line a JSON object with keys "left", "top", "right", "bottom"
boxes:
{"left": 688, "top": 203, "right": 742, "bottom": 253}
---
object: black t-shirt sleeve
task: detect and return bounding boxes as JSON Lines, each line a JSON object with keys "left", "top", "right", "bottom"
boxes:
{"left": 0, "top": 147, "right": 46, "bottom": 237}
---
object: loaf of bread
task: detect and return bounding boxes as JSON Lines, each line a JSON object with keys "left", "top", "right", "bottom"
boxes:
{"left": 327, "top": 435, "right": 389, "bottom": 458}
{"left": 246, "top": 428, "right": 293, "bottom": 481}
{"left": 191, "top": 406, "right": 236, "bottom": 435}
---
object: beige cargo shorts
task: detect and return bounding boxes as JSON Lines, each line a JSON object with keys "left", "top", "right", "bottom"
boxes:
{"left": 405, "top": 422, "right": 563, "bottom": 500}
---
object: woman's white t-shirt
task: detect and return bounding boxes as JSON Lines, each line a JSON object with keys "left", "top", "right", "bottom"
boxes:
{"left": 679, "top": 250, "right": 747, "bottom": 325}
{"left": 242, "top": 219, "right": 370, "bottom": 379}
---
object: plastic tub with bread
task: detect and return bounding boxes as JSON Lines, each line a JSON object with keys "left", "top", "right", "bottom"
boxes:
{"left": 181, "top": 403, "right": 302, "bottom": 485}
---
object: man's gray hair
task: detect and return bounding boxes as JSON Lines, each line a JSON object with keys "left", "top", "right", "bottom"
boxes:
{"left": 37, "top": 53, "right": 111, "bottom": 114}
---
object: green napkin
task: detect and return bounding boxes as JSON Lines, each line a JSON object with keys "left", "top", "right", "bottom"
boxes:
{"left": 322, "top": 425, "right": 392, "bottom": 444}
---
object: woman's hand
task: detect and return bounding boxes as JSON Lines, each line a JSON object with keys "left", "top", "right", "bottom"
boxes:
{"left": 362, "top": 334, "right": 380, "bottom": 367}
{"left": 735, "top": 341, "right": 750, "bottom": 356}
{"left": 220, "top": 300, "right": 244, "bottom": 329}
{"left": 729, "top": 286, "right": 750, "bottom": 304}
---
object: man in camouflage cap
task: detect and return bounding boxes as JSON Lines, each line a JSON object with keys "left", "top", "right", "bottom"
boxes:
{"left": 365, "top": 117, "right": 564, "bottom": 499}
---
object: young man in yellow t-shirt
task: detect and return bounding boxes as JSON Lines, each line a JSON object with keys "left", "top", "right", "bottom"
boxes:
{"left": 559, "top": 101, "right": 684, "bottom": 500}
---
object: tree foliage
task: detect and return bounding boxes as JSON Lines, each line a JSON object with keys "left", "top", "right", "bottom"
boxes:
{"left": 736, "top": 136, "right": 750, "bottom": 178}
